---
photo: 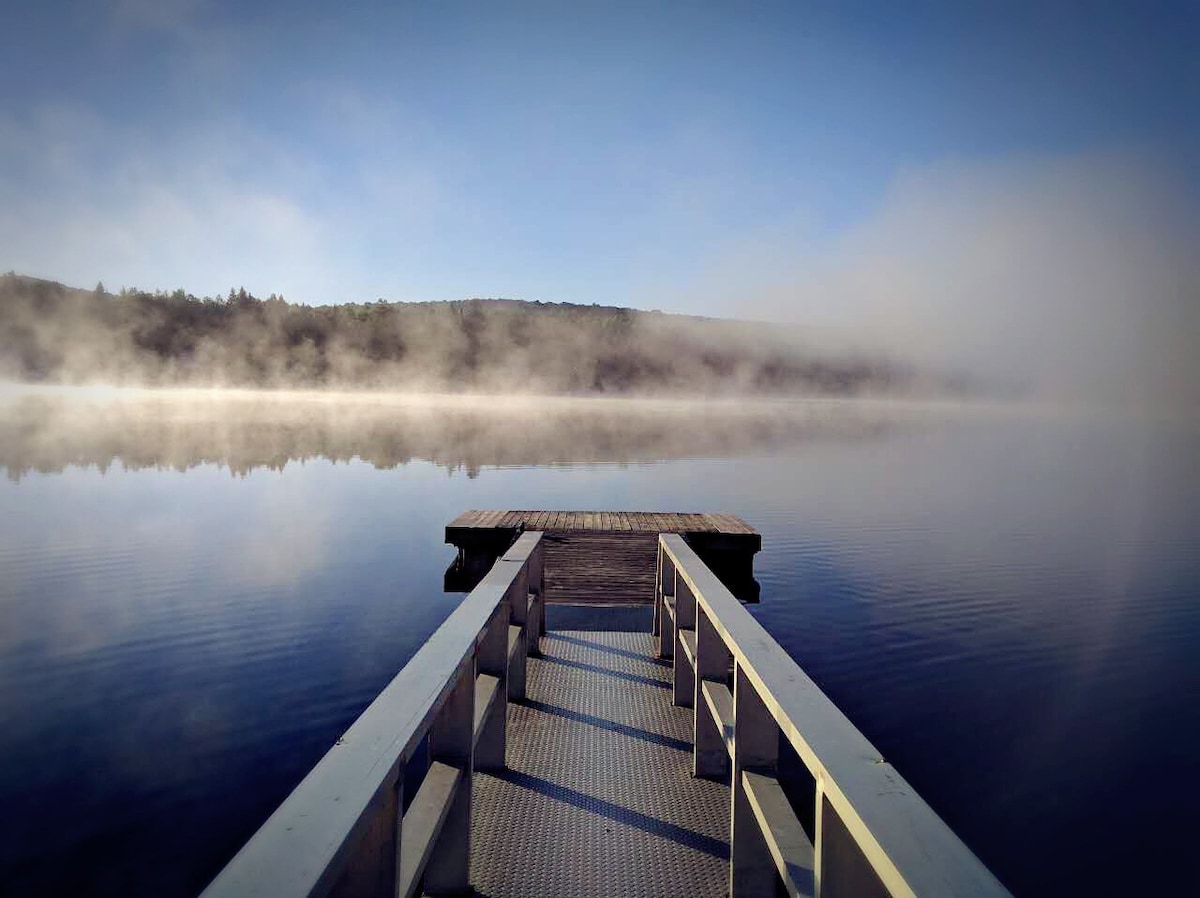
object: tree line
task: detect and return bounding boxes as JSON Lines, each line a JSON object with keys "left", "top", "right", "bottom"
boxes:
{"left": 0, "top": 273, "right": 918, "bottom": 395}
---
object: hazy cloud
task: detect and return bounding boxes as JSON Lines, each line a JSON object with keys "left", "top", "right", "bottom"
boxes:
{"left": 690, "top": 153, "right": 1199, "bottom": 407}
{"left": 0, "top": 105, "right": 341, "bottom": 300}
{"left": 107, "top": 0, "right": 205, "bottom": 35}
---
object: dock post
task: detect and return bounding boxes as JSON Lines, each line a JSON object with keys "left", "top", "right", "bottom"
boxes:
{"left": 730, "top": 662, "right": 779, "bottom": 897}
{"left": 423, "top": 659, "right": 475, "bottom": 896}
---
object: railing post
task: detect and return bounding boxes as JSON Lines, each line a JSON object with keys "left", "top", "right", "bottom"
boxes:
{"left": 507, "top": 568, "right": 528, "bottom": 700}
{"left": 331, "top": 766, "right": 403, "bottom": 898}
{"left": 475, "top": 607, "right": 508, "bottom": 772}
{"left": 814, "top": 787, "right": 889, "bottom": 898}
{"left": 693, "top": 605, "right": 731, "bottom": 779}
{"left": 730, "top": 662, "right": 778, "bottom": 897}
{"left": 653, "top": 542, "right": 662, "bottom": 637}
{"left": 657, "top": 545, "right": 675, "bottom": 659}
{"left": 424, "top": 659, "right": 475, "bottom": 896}
{"left": 673, "top": 577, "right": 696, "bottom": 708}
{"left": 527, "top": 542, "right": 545, "bottom": 647}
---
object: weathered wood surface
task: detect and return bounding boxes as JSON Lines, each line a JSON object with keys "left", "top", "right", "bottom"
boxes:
{"left": 446, "top": 510, "right": 760, "bottom": 604}
{"left": 541, "top": 531, "right": 659, "bottom": 605}
{"left": 449, "top": 509, "right": 758, "bottom": 534}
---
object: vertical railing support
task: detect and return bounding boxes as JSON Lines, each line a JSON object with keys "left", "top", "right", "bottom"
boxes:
{"left": 730, "top": 662, "right": 779, "bottom": 897}
{"left": 506, "top": 567, "right": 529, "bottom": 701}
{"left": 527, "top": 541, "right": 546, "bottom": 647}
{"left": 475, "top": 607, "right": 508, "bottom": 772}
{"left": 652, "top": 542, "right": 663, "bottom": 638}
{"left": 424, "top": 659, "right": 475, "bottom": 896}
{"left": 657, "top": 546, "right": 675, "bottom": 659}
{"left": 693, "top": 605, "right": 732, "bottom": 779}
{"left": 673, "top": 578, "right": 696, "bottom": 708}
{"left": 331, "top": 766, "right": 403, "bottom": 898}
{"left": 815, "top": 786, "right": 889, "bottom": 898}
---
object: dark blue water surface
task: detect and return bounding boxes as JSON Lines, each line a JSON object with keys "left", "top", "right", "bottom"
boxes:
{"left": 1, "top": 393, "right": 1197, "bottom": 896}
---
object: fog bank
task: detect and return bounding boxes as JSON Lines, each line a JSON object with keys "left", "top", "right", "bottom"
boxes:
{"left": 694, "top": 154, "right": 1199, "bottom": 410}
{"left": 0, "top": 276, "right": 934, "bottom": 398}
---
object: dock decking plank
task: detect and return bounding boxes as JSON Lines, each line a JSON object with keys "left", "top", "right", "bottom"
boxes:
{"left": 448, "top": 510, "right": 475, "bottom": 528}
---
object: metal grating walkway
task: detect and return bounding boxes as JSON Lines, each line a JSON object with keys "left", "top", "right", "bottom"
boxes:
{"left": 471, "top": 631, "right": 730, "bottom": 897}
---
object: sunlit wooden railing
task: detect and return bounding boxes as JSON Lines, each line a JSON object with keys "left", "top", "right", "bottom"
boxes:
{"left": 202, "top": 531, "right": 545, "bottom": 898}
{"left": 656, "top": 533, "right": 1011, "bottom": 898}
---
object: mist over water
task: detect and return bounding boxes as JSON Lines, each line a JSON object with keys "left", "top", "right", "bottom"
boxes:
{"left": 1, "top": 390, "right": 1197, "bottom": 897}
{"left": 690, "top": 154, "right": 1200, "bottom": 410}
{"left": 0, "top": 386, "right": 928, "bottom": 479}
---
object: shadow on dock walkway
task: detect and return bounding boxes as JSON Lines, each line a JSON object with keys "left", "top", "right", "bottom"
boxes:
{"left": 471, "top": 629, "right": 729, "bottom": 897}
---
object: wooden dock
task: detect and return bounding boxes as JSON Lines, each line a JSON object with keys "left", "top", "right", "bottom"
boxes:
{"left": 203, "top": 514, "right": 1011, "bottom": 898}
{"left": 445, "top": 510, "right": 761, "bottom": 603}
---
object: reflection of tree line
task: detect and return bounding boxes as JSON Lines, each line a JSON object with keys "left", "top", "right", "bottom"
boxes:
{"left": 0, "top": 274, "right": 924, "bottom": 395}
{"left": 0, "top": 396, "right": 900, "bottom": 480}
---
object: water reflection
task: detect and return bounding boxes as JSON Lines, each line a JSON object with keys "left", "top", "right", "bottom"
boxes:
{"left": 0, "top": 389, "right": 910, "bottom": 478}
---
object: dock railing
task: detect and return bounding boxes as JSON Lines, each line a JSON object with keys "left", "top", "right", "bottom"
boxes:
{"left": 655, "top": 533, "right": 1011, "bottom": 898}
{"left": 202, "top": 531, "right": 545, "bottom": 898}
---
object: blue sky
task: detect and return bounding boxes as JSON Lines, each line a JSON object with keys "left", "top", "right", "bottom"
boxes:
{"left": 1, "top": 1, "right": 1197, "bottom": 395}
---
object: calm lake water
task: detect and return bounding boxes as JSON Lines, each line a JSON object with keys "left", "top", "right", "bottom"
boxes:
{"left": 1, "top": 390, "right": 1197, "bottom": 897}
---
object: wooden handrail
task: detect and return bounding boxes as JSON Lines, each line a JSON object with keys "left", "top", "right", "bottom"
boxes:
{"left": 658, "top": 533, "right": 1010, "bottom": 898}
{"left": 202, "top": 531, "right": 544, "bottom": 898}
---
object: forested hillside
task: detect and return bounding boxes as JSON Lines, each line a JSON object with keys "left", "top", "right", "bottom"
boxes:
{"left": 0, "top": 274, "right": 918, "bottom": 395}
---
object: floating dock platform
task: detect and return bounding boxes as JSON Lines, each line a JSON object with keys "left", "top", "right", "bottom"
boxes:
{"left": 445, "top": 510, "right": 761, "bottom": 603}
{"left": 203, "top": 512, "right": 1010, "bottom": 898}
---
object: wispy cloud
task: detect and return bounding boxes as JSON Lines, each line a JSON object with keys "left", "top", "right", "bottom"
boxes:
{"left": 107, "top": 0, "right": 205, "bottom": 35}
{"left": 0, "top": 103, "right": 344, "bottom": 300}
